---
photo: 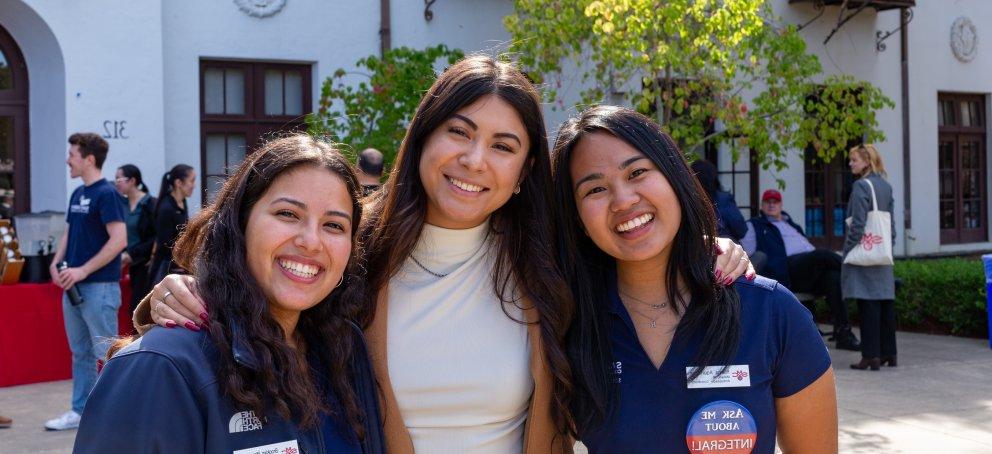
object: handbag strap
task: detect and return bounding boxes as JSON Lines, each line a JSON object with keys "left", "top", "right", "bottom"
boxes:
{"left": 863, "top": 178, "right": 879, "bottom": 212}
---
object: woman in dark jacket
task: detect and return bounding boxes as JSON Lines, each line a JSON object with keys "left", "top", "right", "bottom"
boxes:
{"left": 115, "top": 164, "right": 157, "bottom": 314}
{"left": 691, "top": 159, "right": 748, "bottom": 241}
{"left": 75, "top": 135, "right": 383, "bottom": 453}
{"left": 150, "top": 164, "right": 195, "bottom": 284}
{"left": 843, "top": 144, "right": 897, "bottom": 371}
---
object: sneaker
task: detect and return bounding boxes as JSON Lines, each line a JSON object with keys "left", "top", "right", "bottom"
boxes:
{"left": 44, "top": 410, "right": 80, "bottom": 431}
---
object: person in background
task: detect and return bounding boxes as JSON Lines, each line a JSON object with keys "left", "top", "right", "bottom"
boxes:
{"left": 75, "top": 135, "right": 383, "bottom": 453}
{"left": 356, "top": 148, "right": 384, "bottom": 196}
{"left": 844, "top": 144, "right": 897, "bottom": 371}
{"left": 691, "top": 159, "right": 747, "bottom": 241}
{"left": 742, "top": 189, "right": 861, "bottom": 351}
{"left": 150, "top": 164, "right": 195, "bottom": 286}
{"left": 115, "top": 164, "right": 157, "bottom": 314}
{"left": 44, "top": 132, "right": 126, "bottom": 431}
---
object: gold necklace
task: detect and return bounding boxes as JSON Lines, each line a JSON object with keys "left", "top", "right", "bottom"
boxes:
{"left": 622, "top": 299, "right": 679, "bottom": 329}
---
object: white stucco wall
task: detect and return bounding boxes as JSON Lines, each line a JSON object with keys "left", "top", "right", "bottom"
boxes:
{"left": 905, "top": 0, "right": 992, "bottom": 255}
{"left": 9, "top": 0, "right": 167, "bottom": 212}
{"left": 8, "top": 0, "right": 992, "bottom": 256}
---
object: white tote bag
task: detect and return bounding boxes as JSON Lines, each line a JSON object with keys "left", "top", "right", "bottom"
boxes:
{"left": 843, "top": 179, "right": 894, "bottom": 266}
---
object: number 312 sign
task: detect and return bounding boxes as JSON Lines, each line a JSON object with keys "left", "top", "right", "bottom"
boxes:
{"left": 102, "top": 120, "right": 128, "bottom": 139}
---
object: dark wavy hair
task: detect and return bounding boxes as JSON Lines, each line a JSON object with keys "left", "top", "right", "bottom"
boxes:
{"left": 156, "top": 163, "right": 194, "bottom": 212}
{"left": 357, "top": 54, "right": 575, "bottom": 437}
{"left": 172, "top": 134, "right": 366, "bottom": 434}
{"left": 550, "top": 106, "right": 741, "bottom": 434}
{"left": 117, "top": 164, "right": 149, "bottom": 193}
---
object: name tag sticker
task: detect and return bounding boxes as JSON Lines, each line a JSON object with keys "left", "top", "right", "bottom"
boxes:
{"left": 233, "top": 439, "right": 299, "bottom": 454}
{"left": 686, "top": 365, "right": 751, "bottom": 389}
{"left": 686, "top": 400, "right": 757, "bottom": 453}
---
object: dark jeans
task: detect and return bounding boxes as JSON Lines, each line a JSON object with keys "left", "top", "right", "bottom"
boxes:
{"left": 787, "top": 249, "right": 850, "bottom": 328}
{"left": 857, "top": 299, "right": 897, "bottom": 358}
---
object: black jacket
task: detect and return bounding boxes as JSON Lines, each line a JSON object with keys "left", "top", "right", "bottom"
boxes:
{"left": 126, "top": 194, "right": 157, "bottom": 267}
{"left": 74, "top": 321, "right": 384, "bottom": 454}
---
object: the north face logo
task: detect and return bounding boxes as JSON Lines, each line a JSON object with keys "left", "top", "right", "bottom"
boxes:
{"left": 229, "top": 411, "right": 263, "bottom": 433}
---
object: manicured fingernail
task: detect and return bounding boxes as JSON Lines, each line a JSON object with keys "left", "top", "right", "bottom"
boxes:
{"left": 747, "top": 273, "right": 756, "bottom": 281}
{"left": 165, "top": 320, "right": 178, "bottom": 329}
{"left": 199, "top": 312, "right": 209, "bottom": 323}
{"left": 184, "top": 321, "right": 201, "bottom": 332}
{"left": 714, "top": 244, "right": 724, "bottom": 254}
{"left": 714, "top": 269, "right": 723, "bottom": 280}
{"left": 724, "top": 277, "right": 734, "bottom": 285}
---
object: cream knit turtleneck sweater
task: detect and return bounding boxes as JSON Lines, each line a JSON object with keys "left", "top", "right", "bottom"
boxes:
{"left": 386, "top": 220, "right": 533, "bottom": 453}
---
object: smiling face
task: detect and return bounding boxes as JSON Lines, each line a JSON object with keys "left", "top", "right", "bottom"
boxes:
{"left": 244, "top": 166, "right": 354, "bottom": 326}
{"left": 67, "top": 145, "right": 90, "bottom": 179}
{"left": 418, "top": 94, "right": 531, "bottom": 229}
{"left": 570, "top": 132, "right": 682, "bottom": 266}
{"left": 849, "top": 149, "right": 869, "bottom": 177}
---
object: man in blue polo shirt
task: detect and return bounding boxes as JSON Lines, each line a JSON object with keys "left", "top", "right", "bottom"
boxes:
{"left": 44, "top": 132, "right": 126, "bottom": 431}
{"left": 742, "top": 189, "right": 859, "bottom": 351}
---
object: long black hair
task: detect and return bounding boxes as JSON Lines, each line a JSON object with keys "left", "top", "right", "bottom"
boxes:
{"left": 358, "top": 54, "right": 575, "bottom": 437}
{"left": 690, "top": 159, "right": 720, "bottom": 202}
{"left": 156, "top": 164, "right": 194, "bottom": 211}
{"left": 172, "top": 134, "right": 366, "bottom": 434}
{"left": 551, "top": 106, "right": 741, "bottom": 434}
{"left": 117, "top": 164, "right": 148, "bottom": 192}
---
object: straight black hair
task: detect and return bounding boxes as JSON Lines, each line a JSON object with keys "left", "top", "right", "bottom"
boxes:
{"left": 156, "top": 164, "right": 194, "bottom": 212}
{"left": 551, "top": 105, "right": 741, "bottom": 434}
{"left": 117, "top": 164, "right": 148, "bottom": 192}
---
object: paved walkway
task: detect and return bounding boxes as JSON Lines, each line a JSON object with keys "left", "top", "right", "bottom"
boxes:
{"left": 1, "top": 327, "right": 990, "bottom": 453}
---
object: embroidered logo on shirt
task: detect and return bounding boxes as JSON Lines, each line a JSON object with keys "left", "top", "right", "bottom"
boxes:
{"left": 229, "top": 410, "right": 263, "bottom": 433}
{"left": 611, "top": 361, "right": 623, "bottom": 383}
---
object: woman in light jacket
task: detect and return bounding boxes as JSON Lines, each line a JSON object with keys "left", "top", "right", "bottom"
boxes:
{"left": 843, "top": 144, "right": 897, "bottom": 371}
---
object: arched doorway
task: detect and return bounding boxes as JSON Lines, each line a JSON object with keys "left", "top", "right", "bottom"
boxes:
{"left": 0, "top": 23, "right": 28, "bottom": 217}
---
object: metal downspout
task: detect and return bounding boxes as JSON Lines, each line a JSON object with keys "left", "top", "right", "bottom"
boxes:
{"left": 900, "top": 7, "right": 912, "bottom": 255}
{"left": 380, "top": 0, "right": 391, "bottom": 56}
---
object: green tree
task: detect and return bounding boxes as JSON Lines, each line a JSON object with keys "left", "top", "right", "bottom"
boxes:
{"left": 308, "top": 45, "right": 464, "bottom": 167}
{"left": 505, "top": 0, "right": 894, "bottom": 170}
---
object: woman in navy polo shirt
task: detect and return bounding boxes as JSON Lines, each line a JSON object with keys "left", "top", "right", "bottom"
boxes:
{"left": 552, "top": 106, "right": 837, "bottom": 453}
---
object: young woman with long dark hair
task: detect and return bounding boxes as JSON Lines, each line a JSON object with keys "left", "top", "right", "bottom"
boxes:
{"left": 115, "top": 164, "right": 157, "bottom": 314}
{"left": 133, "top": 57, "right": 753, "bottom": 452}
{"left": 75, "top": 135, "right": 383, "bottom": 453}
{"left": 150, "top": 164, "right": 195, "bottom": 285}
{"left": 552, "top": 106, "right": 837, "bottom": 453}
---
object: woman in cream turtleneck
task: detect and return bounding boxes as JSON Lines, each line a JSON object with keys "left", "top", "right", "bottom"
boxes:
{"left": 134, "top": 56, "right": 753, "bottom": 453}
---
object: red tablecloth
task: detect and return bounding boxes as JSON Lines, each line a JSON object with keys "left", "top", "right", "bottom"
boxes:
{"left": 0, "top": 280, "right": 132, "bottom": 387}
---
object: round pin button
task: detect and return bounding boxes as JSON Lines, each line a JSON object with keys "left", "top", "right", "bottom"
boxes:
{"left": 686, "top": 400, "right": 757, "bottom": 453}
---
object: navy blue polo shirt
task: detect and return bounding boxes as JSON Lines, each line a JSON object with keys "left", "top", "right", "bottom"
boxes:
{"left": 65, "top": 178, "right": 126, "bottom": 283}
{"left": 580, "top": 275, "right": 832, "bottom": 453}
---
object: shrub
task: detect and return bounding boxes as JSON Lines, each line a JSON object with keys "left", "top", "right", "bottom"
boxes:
{"left": 893, "top": 257, "right": 987, "bottom": 337}
{"left": 810, "top": 257, "right": 988, "bottom": 338}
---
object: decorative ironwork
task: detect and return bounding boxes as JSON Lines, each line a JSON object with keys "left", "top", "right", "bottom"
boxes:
{"left": 875, "top": 8, "right": 913, "bottom": 52}
{"left": 424, "top": 0, "right": 437, "bottom": 21}
{"left": 797, "top": 0, "right": 826, "bottom": 31}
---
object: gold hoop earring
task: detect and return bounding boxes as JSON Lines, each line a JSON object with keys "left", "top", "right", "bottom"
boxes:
{"left": 335, "top": 275, "right": 344, "bottom": 288}
{"left": 513, "top": 184, "right": 521, "bottom": 195}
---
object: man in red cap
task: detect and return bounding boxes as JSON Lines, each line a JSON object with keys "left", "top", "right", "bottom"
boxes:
{"left": 742, "top": 188, "right": 860, "bottom": 351}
